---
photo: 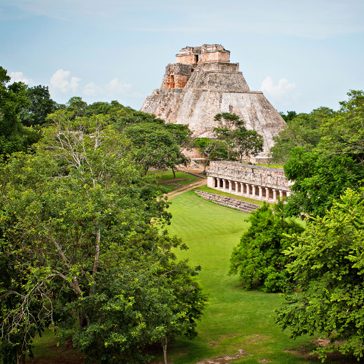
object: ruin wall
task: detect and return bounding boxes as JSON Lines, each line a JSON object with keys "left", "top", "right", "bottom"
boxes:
{"left": 207, "top": 161, "right": 291, "bottom": 191}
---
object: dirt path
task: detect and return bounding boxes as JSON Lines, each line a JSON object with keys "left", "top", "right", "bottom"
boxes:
{"left": 165, "top": 179, "right": 207, "bottom": 201}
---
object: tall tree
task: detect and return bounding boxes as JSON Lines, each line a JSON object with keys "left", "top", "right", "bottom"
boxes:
{"left": 276, "top": 188, "right": 364, "bottom": 361}
{"left": 20, "top": 85, "right": 57, "bottom": 127}
{"left": 124, "top": 122, "right": 189, "bottom": 176}
{"left": 213, "top": 113, "right": 263, "bottom": 162}
{"left": 229, "top": 201, "right": 304, "bottom": 292}
{"left": 270, "top": 107, "right": 335, "bottom": 163}
{"left": 0, "top": 67, "right": 40, "bottom": 156}
{"left": 283, "top": 91, "right": 364, "bottom": 217}
{"left": 0, "top": 111, "right": 206, "bottom": 363}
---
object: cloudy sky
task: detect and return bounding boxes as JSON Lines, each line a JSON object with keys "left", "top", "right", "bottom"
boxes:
{"left": 1, "top": 0, "right": 363, "bottom": 113}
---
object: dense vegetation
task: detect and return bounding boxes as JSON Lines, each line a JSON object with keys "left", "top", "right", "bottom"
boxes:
{"left": 194, "top": 113, "right": 263, "bottom": 168}
{"left": 2, "top": 64, "right": 364, "bottom": 363}
{"left": 277, "top": 188, "right": 364, "bottom": 361}
{"left": 229, "top": 90, "right": 364, "bottom": 361}
{"left": 0, "top": 69, "right": 205, "bottom": 364}
{"left": 229, "top": 201, "right": 304, "bottom": 293}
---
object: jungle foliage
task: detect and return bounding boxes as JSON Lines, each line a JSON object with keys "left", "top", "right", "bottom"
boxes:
{"left": 284, "top": 90, "right": 364, "bottom": 217}
{"left": 229, "top": 201, "right": 304, "bottom": 292}
{"left": 213, "top": 113, "right": 263, "bottom": 162}
{"left": 276, "top": 188, "right": 364, "bottom": 361}
{"left": 0, "top": 114, "right": 205, "bottom": 364}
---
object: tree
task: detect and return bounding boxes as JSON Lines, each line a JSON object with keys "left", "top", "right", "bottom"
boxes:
{"left": 276, "top": 188, "right": 364, "bottom": 361}
{"left": 65, "top": 96, "right": 88, "bottom": 118}
{"left": 0, "top": 67, "right": 40, "bottom": 157}
{"left": 124, "top": 122, "right": 189, "bottom": 176}
{"left": 271, "top": 107, "right": 335, "bottom": 164}
{"left": 229, "top": 201, "right": 304, "bottom": 292}
{"left": 0, "top": 111, "right": 206, "bottom": 363}
{"left": 193, "top": 138, "right": 228, "bottom": 173}
{"left": 213, "top": 113, "right": 263, "bottom": 162}
{"left": 284, "top": 147, "right": 364, "bottom": 218}
{"left": 20, "top": 85, "right": 57, "bottom": 127}
{"left": 279, "top": 110, "right": 297, "bottom": 122}
{"left": 318, "top": 90, "right": 364, "bottom": 164}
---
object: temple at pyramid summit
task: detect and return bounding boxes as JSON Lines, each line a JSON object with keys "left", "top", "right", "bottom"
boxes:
{"left": 141, "top": 44, "right": 286, "bottom": 160}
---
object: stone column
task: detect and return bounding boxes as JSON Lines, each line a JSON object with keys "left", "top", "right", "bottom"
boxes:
{"left": 246, "top": 184, "right": 250, "bottom": 196}
{"left": 252, "top": 185, "right": 256, "bottom": 198}
{"left": 229, "top": 180, "right": 232, "bottom": 192}
{"left": 222, "top": 179, "right": 226, "bottom": 190}
{"left": 279, "top": 190, "right": 283, "bottom": 199}
{"left": 240, "top": 182, "right": 244, "bottom": 195}
{"left": 265, "top": 187, "right": 269, "bottom": 200}
{"left": 287, "top": 192, "right": 291, "bottom": 197}
{"left": 273, "top": 189, "right": 277, "bottom": 202}
{"left": 258, "top": 187, "right": 262, "bottom": 200}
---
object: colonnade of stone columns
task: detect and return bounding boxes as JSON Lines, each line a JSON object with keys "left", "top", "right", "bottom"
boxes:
{"left": 213, "top": 177, "right": 290, "bottom": 202}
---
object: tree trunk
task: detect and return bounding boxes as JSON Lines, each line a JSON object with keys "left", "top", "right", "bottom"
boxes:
{"left": 172, "top": 167, "right": 176, "bottom": 178}
{"left": 162, "top": 337, "right": 168, "bottom": 364}
{"left": 78, "top": 314, "right": 88, "bottom": 328}
{"left": 17, "top": 353, "right": 25, "bottom": 364}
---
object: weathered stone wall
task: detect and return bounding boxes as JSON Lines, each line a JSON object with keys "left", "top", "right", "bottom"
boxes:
{"left": 207, "top": 161, "right": 291, "bottom": 191}
{"left": 176, "top": 44, "right": 230, "bottom": 65}
{"left": 161, "top": 63, "right": 193, "bottom": 89}
{"left": 195, "top": 190, "right": 259, "bottom": 213}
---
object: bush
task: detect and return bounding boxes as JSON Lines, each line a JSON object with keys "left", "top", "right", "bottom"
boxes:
{"left": 276, "top": 188, "right": 364, "bottom": 361}
{"left": 229, "top": 201, "right": 304, "bottom": 292}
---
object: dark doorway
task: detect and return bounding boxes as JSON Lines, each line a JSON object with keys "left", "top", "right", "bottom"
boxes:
{"left": 194, "top": 55, "right": 199, "bottom": 63}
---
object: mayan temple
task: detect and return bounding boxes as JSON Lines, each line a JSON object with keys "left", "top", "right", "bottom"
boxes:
{"left": 141, "top": 44, "right": 286, "bottom": 160}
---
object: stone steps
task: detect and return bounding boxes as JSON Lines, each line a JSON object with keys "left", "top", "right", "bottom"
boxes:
{"left": 195, "top": 190, "right": 260, "bottom": 213}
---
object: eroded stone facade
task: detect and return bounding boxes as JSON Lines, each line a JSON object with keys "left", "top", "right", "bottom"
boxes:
{"left": 207, "top": 161, "right": 291, "bottom": 202}
{"left": 141, "top": 44, "right": 286, "bottom": 159}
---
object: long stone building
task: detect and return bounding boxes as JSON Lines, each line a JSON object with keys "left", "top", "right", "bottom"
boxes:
{"left": 141, "top": 44, "right": 286, "bottom": 160}
{"left": 207, "top": 161, "right": 291, "bottom": 202}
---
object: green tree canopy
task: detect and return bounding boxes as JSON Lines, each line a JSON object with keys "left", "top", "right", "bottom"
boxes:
{"left": 276, "top": 188, "right": 364, "bottom": 361}
{"left": 213, "top": 113, "right": 263, "bottom": 162}
{"left": 124, "top": 122, "right": 189, "bottom": 176}
{"left": 229, "top": 201, "right": 304, "bottom": 292}
{"left": 283, "top": 91, "right": 364, "bottom": 217}
{"left": 0, "top": 111, "right": 205, "bottom": 363}
{"left": 0, "top": 67, "right": 41, "bottom": 156}
{"left": 271, "top": 107, "right": 335, "bottom": 163}
{"left": 20, "top": 85, "right": 57, "bottom": 127}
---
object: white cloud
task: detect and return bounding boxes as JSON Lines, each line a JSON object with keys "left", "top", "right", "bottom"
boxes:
{"left": 48, "top": 69, "right": 137, "bottom": 102}
{"left": 83, "top": 78, "right": 131, "bottom": 98}
{"left": 83, "top": 82, "right": 104, "bottom": 96}
{"left": 9, "top": 71, "right": 33, "bottom": 85}
{"left": 260, "top": 77, "right": 299, "bottom": 106}
{"left": 50, "top": 69, "right": 80, "bottom": 93}
{"left": 105, "top": 78, "right": 131, "bottom": 95}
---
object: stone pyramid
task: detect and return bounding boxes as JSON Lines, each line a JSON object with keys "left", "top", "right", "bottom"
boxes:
{"left": 141, "top": 44, "right": 286, "bottom": 159}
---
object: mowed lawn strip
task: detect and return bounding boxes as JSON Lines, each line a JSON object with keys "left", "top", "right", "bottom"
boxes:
{"left": 166, "top": 191, "right": 324, "bottom": 364}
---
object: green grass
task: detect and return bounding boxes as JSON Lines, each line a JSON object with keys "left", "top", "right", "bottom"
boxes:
{"left": 256, "top": 164, "right": 284, "bottom": 169}
{"left": 152, "top": 170, "right": 201, "bottom": 193}
{"left": 196, "top": 185, "right": 268, "bottom": 206}
{"left": 163, "top": 191, "right": 346, "bottom": 364}
{"left": 27, "top": 328, "right": 83, "bottom": 363}
{"left": 25, "top": 189, "right": 347, "bottom": 364}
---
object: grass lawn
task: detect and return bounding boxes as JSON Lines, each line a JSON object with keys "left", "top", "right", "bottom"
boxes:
{"left": 163, "top": 191, "right": 352, "bottom": 364}
{"left": 256, "top": 164, "right": 284, "bottom": 169}
{"left": 152, "top": 170, "right": 202, "bottom": 193}
{"left": 196, "top": 185, "right": 268, "bottom": 207}
{"left": 25, "top": 189, "right": 350, "bottom": 364}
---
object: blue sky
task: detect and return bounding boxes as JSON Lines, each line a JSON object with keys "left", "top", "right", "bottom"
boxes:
{"left": 1, "top": 0, "right": 363, "bottom": 113}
